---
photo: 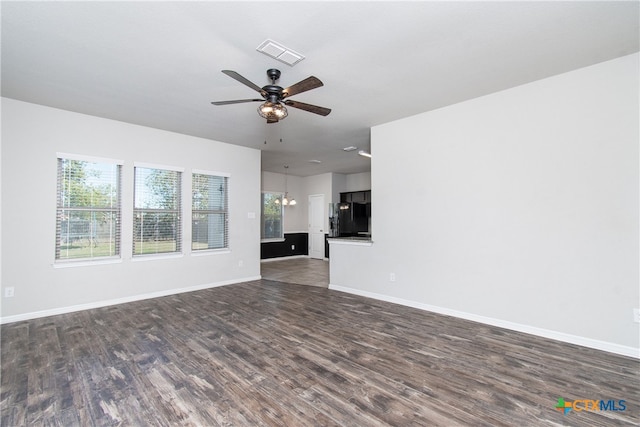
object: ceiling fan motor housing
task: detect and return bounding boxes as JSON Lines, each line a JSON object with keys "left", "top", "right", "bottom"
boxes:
{"left": 266, "top": 68, "right": 281, "bottom": 82}
{"left": 263, "top": 70, "right": 284, "bottom": 101}
{"left": 262, "top": 86, "right": 283, "bottom": 102}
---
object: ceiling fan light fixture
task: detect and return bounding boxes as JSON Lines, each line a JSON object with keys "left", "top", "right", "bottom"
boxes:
{"left": 258, "top": 101, "right": 288, "bottom": 121}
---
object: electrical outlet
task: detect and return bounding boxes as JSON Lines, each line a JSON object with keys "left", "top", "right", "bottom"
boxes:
{"left": 389, "top": 273, "right": 396, "bottom": 282}
{"left": 238, "top": 260, "right": 243, "bottom": 267}
{"left": 291, "top": 245, "right": 295, "bottom": 250}
{"left": 4, "top": 287, "right": 15, "bottom": 298}
{"left": 633, "top": 308, "right": 640, "bottom": 323}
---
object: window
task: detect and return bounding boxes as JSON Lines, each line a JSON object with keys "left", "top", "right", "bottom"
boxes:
{"left": 56, "top": 156, "right": 121, "bottom": 261}
{"left": 133, "top": 165, "right": 182, "bottom": 256}
{"left": 261, "top": 192, "right": 284, "bottom": 240}
{"left": 192, "top": 172, "right": 228, "bottom": 251}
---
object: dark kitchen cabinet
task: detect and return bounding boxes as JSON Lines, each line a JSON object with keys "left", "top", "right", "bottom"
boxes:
{"left": 337, "top": 190, "right": 371, "bottom": 237}
{"left": 340, "top": 190, "right": 371, "bottom": 203}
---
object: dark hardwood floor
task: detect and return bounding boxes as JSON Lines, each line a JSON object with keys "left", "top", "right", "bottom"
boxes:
{"left": 261, "top": 257, "right": 329, "bottom": 288}
{"left": 1, "top": 280, "right": 638, "bottom": 426}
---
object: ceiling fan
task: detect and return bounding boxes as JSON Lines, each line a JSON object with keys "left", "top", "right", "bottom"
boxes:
{"left": 211, "top": 69, "right": 331, "bottom": 124}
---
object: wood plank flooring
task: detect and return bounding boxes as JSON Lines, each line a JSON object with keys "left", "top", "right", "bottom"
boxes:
{"left": 1, "top": 279, "right": 638, "bottom": 426}
{"left": 261, "top": 257, "right": 329, "bottom": 288}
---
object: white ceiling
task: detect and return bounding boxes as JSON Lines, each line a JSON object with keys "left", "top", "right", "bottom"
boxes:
{"left": 2, "top": 1, "right": 638, "bottom": 177}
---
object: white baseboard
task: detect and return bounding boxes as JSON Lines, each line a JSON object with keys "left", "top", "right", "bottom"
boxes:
{"left": 329, "top": 284, "right": 639, "bottom": 359}
{"left": 0, "top": 275, "right": 261, "bottom": 325}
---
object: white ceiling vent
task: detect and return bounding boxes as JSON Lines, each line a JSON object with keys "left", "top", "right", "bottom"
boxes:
{"left": 256, "top": 39, "right": 305, "bottom": 66}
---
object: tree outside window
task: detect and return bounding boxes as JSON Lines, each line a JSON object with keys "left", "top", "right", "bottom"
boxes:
{"left": 56, "top": 158, "right": 121, "bottom": 261}
{"left": 261, "top": 192, "right": 283, "bottom": 240}
{"left": 192, "top": 173, "right": 228, "bottom": 251}
{"left": 133, "top": 167, "right": 182, "bottom": 255}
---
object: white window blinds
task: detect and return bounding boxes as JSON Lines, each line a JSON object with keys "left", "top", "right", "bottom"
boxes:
{"left": 192, "top": 173, "right": 229, "bottom": 251}
{"left": 133, "top": 166, "right": 182, "bottom": 256}
{"left": 56, "top": 157, "right": 121, "bottom": 261}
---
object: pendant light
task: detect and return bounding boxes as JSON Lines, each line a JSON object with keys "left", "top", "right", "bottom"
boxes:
{"left": 282, "top": 165, "right": 296, "bottom": 206}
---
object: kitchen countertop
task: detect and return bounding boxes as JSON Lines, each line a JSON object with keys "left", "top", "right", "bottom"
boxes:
{"left": 327, "top": 236, "right": 373, "bottom": 246}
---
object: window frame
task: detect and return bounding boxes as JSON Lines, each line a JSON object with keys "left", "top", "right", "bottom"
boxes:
{"left": 132, "top": 162, "right": 184, "bottom": 258}
{"left": 54, "top": 153, "right": 123, "bottom": 264}
{"left": 261, "top": 191, "right": 285, "bottom": 242}
{"left": 191, "top": 170, "right": 230, "bottom": 252}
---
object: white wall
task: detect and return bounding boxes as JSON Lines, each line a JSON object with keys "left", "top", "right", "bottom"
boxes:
{"left": 261, "top": 171, "right": 306, "bottom": 233}
{"left": 1, "top": 98, "right": 261, "bottom": 321}
{"left": 330, "top": 53, "right": 639, "bottom": 356}
{"left": 344, "top": 172, "right": 371, "bottom": 192}
{"left": 261, "top": 171, "right": 284, "bottom": 195}
{"left": 331, "top": 173, "right": 346, "bottom": 205}
{"left": 262, "top": 171, "right": 337, "bottom": 234}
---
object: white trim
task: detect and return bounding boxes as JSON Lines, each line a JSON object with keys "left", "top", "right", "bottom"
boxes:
{"left": 133, "top": 161, "right": 184, "bottom": 172}
{"left": 0, "top": 276, "right": 261, "bottom": 325}
{"left": 190, "top": 248, "right": 231, "bottom": 256}
{"left": 53, "top": 258, "right": 122, "bottom": 268}
{"left": 131, "top": 253, "right": 184, "bottom": 262}
{"left": 327, "top": 238, "right": 373, "bottom": 247}
{"left": 56, "top": 152, "right": 124, "bottom": 165}
{"left": 328, "top": 284, "right": 640, "bottom": 359}
{"left": 192, "top": 169, "right": 230, "bottom": 178}
{"left": 261, "top": 255, "right": 309, "bottom": 263}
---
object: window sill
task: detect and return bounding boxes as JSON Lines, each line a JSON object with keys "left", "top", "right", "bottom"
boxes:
{"left": 53, "top": 258, "right": 123, "bottom": 268}
{"left": 131, "top": 253, "right": 184, "bottom": 262}
{"left": 191, "top": 249, "right": 231, "bottom": 256}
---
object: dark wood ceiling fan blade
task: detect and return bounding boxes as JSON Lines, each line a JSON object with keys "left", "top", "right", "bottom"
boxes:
{"left": 283, "top": 100, "right": 331, "bottom": 116}
{"left": 221, "top": 70, "right": 264, "bottom": 93}
{"left": 211, "top": 99, "right": 263, "bottom": 105}
{"left": 282, "top": 76, "right": 323, "bottom": 98}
